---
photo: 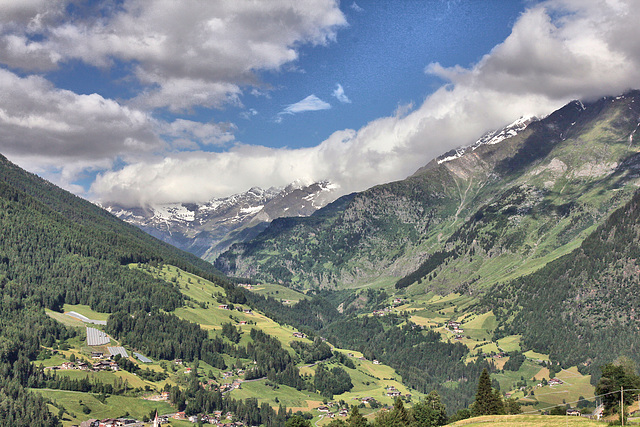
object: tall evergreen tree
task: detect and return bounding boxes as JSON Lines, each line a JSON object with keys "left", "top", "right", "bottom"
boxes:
{"left": 347, "top": 406, "right": 369, "bottom": 427}
{"left": 472, "top": 368, "right": 503, "bottom": 416}
{"left": 411, "top": 391, "right": 448, "bottom": 426}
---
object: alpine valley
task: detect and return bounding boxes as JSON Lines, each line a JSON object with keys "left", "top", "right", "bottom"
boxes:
{"left": 3, "top": 91, "right": 640, "bottom": 427}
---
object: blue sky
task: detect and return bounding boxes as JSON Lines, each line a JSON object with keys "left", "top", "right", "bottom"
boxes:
{"left": 44, "top": 1, "right": 527, "bottom": 151}
{"left": 1, "top": 0, "right": 640, "bottom": 206}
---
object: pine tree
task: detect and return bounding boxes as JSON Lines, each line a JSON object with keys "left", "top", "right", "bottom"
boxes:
{"left": 472, "top": 368, "right": 503, "bottom": 416}
{"left": 347, "top": 406, "right": 369, "bottom": 427}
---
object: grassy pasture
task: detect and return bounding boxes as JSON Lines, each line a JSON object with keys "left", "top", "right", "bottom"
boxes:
{"left": 34, "top": 389, "right": 174, "bottom": 427}
{"left": 447, "top": 414, "right": 604, "bottom": 426}
{"left": 249, "top": 282, "right": 308, "bottom": 303}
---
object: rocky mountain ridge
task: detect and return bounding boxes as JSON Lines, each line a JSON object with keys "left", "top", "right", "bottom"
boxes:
{"left": 103, "top": 180, "right": 338, "bottom": 260}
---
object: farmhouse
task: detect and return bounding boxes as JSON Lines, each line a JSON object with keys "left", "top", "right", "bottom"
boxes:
{"left": 566, "top": 409, "right": 581, "bottom": 416}
{"left": 173, "top": 412, "right": 186, "bottom": 420}
{"left": 218, "top": 304, "right": 229, "bottom": 310}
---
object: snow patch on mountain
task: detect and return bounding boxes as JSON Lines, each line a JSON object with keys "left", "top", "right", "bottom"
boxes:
{"left": 437, "top": 116, "right": 536, "bottom": 164}
{"left": 101, "top": 180, "right": 340, "bottom": 260}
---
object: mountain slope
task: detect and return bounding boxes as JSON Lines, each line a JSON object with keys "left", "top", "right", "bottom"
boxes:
{"left": 216, "top": 91, "right": 640, "bottom": 293}
{"left": 486, "top": 187, "right": 640, "bottom": 378}
{"left": 0, "top": 153, "right": 245, "bottom": 425}
{"left": 0, "top": 154, "right": 230, "bottom": 281}
{"left": 105, "top": 181, "right": 338, "bottom": 261}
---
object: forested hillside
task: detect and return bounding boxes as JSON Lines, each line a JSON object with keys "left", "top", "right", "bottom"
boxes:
{"left": 485, "top": 188, "right": 640, "bottom": 381}
{"left": 0, "top": 153, "right": 241, "bottom": 425}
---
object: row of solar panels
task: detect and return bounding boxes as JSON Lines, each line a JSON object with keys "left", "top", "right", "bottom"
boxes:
{"left": 86, "top": 327, "right": 110, "bottom": 346}
{"left": 87, "top": 328, "right": 152, "bottom": 362}
{"left": 108, "top": 346, "right": 129, "bottom": 358}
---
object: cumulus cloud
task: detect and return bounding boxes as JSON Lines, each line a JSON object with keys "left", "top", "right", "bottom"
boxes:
{"left": 332, "top": 83, "right": 351, "bottom": 103}
{"left": 280, "top": 94, "right": 332, "bottom": 115}
{"left": 0, "top": 0, "right": 347, "bottom": 111}
{"left": 89, "top": 0, "right": 640, "bottom": 207}
{"left": 0, "top": 67, "right": 240, "bottom": 192}
{"left": 426, "top": 0, "right": 640, "bottom": 102}
{"left": 0, "top": 68, "right": 160, "bottom": 167}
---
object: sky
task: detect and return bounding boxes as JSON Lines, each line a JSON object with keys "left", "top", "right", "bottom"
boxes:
{"left": 1, "top": 0, "right": 640, "bottom": 207}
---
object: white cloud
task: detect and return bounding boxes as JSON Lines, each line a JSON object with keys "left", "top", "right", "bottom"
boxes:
{"left": 426, "top": 0, "right": 640, "bottom": 102}
{"left": 332, "top": 83, "right": 351, "bottom": 103}
{"left": 160, "top": 119, "right": 236, "bottom": 149}
{"left": 280, "top": 94, "right": 331, "bottom": 115}
{"left": 89, "top": 0, "right": 640, "bottom": 207}
{"left": 240, "top": 109, "right": 259, "bottom": 120}
{"left": 0, "top": 0, "right": 347, "bottom": 111}
{"left": 0, "top": 68, "right": 160, "bottom": 161}
{"left": 350, "top": 2, "right": 364, "bottom": 12}
{"left": 0, "top": 68, "right": 238, "bottom": 192}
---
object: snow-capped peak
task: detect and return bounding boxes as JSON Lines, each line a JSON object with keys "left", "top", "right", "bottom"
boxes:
{"left": 437, "top": 116, "right": 536, "bottom": 164}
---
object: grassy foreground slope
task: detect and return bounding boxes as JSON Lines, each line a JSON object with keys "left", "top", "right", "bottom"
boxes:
{"left": 447, "top": 415, "right": 602, "bottom": 426}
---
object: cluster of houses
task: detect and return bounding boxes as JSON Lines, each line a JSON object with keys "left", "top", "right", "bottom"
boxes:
{"left": 237, "top": 283, "right": 255, "bottom": 290}
{"left": 532, "top": 377, "right": 564, "bottom": 388}
{"left": 446, "top": 321, "right": 465, "bottom": 340}
{"left": 385, "top": 386, "right": 402, "bottom": 397}
{"left": 372, "top": 307, "right": 393, "bottom": 317}
{"left": 316, "top": 403, "right": 350, "bottom": 419}
{"left": 217, "top": 304, "right": 253, "bottom": 315}
{"left": 80, "top": 411, "right": 251, "bottom": 427}
{"left": 371, "top": 298, "right": 408, "bottom": 317}
{"left": 218, "top": 379, "right": 243, "bottom": 393}
{"left": 79, "top": 419, "right": 140, "bottom": 427}
{"left": 173, "top": 411, "right": 246, "bottom": 425}
{"left": 53, "top": 358, "right": 120, "bottom": 373}
{"left": 391, "top": 298, "right": 405, "bottom": 306}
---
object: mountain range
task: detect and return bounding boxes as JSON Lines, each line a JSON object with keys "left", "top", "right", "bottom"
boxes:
{"left": 215, "top": 91, "right": 640, "bottom": 296}
{"left": 103, "top": 180, "right": 338, "bottom": 261}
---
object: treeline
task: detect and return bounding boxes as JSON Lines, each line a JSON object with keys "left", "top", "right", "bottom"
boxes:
{"left": 106, "top": 311, "right": 307, "bottom": 390}
{"left": 0, "top": 182, "right": 185, "bottom": 313}
{"left": 107, "top": 310, "right": 228, "bottom": 369}
{"left": 0, "top": 153, "right": 228, "bottom": 283}
{"left": 244, "top": 329, "right": 304, "bottom": 389}
{"left": 241, "top": 291, "right": 342, "bottom": 334}
{"left": 314, "top": 364, "right": 353, "bottom": 398}
{"left": 291, "top": 337, "right": 333, "bottom": 363}
{"left": 0, "top": 274, "right": 74, "bottom": 426}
